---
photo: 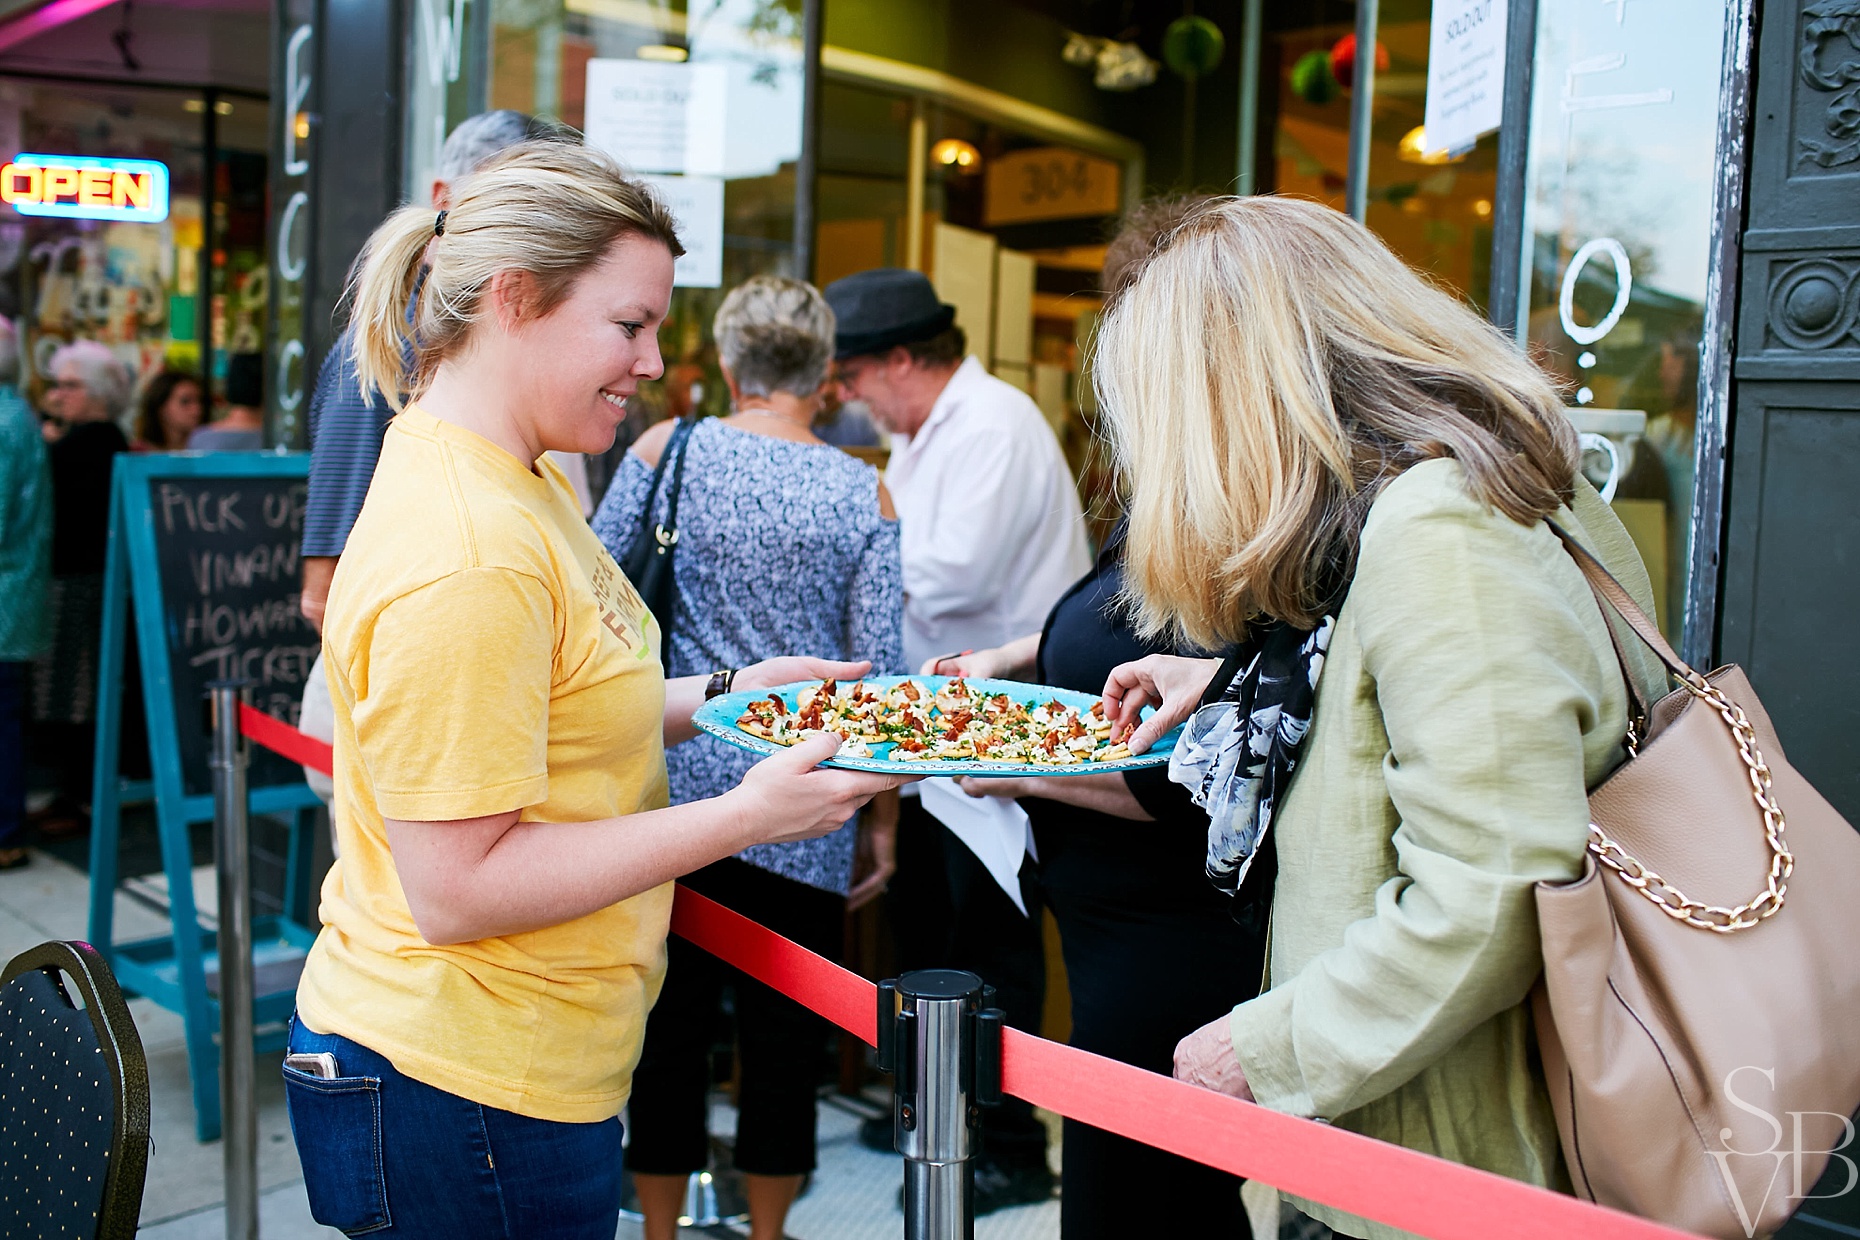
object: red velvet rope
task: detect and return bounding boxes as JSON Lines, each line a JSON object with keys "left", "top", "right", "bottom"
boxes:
{"left": 238, "top": 702, "right": 333, "bottom": 775}
{"left": 244, "top": 709, "right": 1699, "bottom": 1240}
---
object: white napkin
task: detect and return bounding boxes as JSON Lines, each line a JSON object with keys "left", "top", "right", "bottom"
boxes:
{"left": 918, "top": 777, "right": 1038, "bottom": 916}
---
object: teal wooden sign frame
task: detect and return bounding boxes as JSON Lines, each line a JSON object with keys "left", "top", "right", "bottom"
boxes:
{"left": 88, "top": 452, "right": 323, "bottom": 1141}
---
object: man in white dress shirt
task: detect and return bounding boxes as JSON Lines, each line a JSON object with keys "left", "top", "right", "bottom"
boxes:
{"left": 827, "top": 273, "right": 1089, "bottom": 672}
{"left": 827, "top": 268, "right": 1089, "bottom": 1210}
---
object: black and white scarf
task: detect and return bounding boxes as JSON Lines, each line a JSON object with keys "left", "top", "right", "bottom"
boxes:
{"left": 1169, "top": 616, "right": 1335, "bottom": 896}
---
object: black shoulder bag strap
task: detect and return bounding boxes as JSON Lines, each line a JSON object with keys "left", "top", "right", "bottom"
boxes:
{"left": 622, "top": 416, "right": 697, "bottom": 639}
{"left": 658, "top": 417, "right": 695, "bottom": 547}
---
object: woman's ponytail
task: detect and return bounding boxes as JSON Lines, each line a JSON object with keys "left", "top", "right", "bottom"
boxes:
{"left": 346, "top": 205, "right": 441, "bottom": 411}
{"left": 339, "top": 141, "right": 682, "bottom": 412}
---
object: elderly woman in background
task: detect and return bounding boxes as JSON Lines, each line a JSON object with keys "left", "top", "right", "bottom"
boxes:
{"left": 1094, "top": 197, "right": 1665, "bottom": 1239}
{"left": 592, "top": 275, "right": 902, "bottom": 1240}
{"left": 32, "top": 339, "right": 132, "bottom": 834}
{"left": 132, "top": 369, "right": 205, "bottom": 452}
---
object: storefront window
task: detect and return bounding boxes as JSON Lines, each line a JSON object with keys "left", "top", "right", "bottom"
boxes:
{"left": 0, "top": 80, "right": 207, "bottom": 414}
{"left": 1361, "top": 0, "right": 1498, "bottom": 311}
{"left": 491, "top": 0, "right": 807, "bottom": 424}
{"left": 816, "top": 80, "right": 912, "bottom": 284}
{"left": 405, "top": 0, "right": 486, "bottom": 201}
{"left": 1259, "top": 1, "right": 1497, "bottom": 308}
{"left": 814, "top": 70, "right": 1139, "bottom": 537}
{"left": 1516, "top": 0, "right": 1727, "bottom": 637}
{"left": 1264, "top": 4, "right": 1354, "bottom": 215}
{"left": 208, "top": 96, "right": 272, "bottom": 404}
{"left": 270, "top": 0, "right": 316, "bottom": 445}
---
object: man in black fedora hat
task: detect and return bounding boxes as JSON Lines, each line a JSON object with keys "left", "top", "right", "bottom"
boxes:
{"left": 820, "top": 272, "right": 1085, "bottom": 655}
{"left": 824, "top": 267, "right": 1089, "bottom": 1213}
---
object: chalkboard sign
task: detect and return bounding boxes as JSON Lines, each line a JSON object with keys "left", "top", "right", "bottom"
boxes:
{"left": 147, "top": 472, "right": 317, "bottom": 796}
{"left": 90, "top": 451, "right": 324, "bottom": 1143}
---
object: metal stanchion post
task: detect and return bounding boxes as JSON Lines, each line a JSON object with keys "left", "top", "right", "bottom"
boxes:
{"left": 208, "top": 680, "right": 257, "bottom": 1240}
{"left": 876, "top": 970, "right": 1006, "bottom": 1240}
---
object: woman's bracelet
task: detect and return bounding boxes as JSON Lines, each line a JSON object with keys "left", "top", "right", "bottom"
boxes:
{"left": 704, "top": 668, "right": 737, "bottom": 700}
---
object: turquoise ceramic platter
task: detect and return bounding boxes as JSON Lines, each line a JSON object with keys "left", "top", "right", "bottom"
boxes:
{"left": 690, "top": 674, "right": 1182, "bottom": 777}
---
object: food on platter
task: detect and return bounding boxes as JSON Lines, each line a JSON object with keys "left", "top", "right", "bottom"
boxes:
{"left": 733, "top": 677, "right": 1133, "bottom": 766}
{"left": 696, "top": 674, "right": 1171, "bottom": 776}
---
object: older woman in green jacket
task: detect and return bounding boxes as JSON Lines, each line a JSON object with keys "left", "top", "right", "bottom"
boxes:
{"left": 1089, "top": 198, "right": 1666, "bottom": 1239}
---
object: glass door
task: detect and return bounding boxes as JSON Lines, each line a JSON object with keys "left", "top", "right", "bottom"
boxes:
{"left": 1514, "top": 0, "right": 1729, "bottom": 641}
{"left": 491, "top": 0, "right": 808, "bottom": 425}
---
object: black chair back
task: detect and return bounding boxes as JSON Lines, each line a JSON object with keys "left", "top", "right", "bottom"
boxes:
{"left": 0, "top": 940, "right": 150, "bottom": 1240}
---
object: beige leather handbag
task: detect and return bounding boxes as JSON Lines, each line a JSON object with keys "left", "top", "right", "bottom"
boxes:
{"left": 1533, "top": 528, "right": 1860, "bottom": 1239}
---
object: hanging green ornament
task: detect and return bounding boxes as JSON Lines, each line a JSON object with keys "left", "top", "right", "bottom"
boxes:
{"left": 1290, "top": 48, "right": 1340, "bottom": 105}
{"left": 1161, "top": 15, "right": 1225, "bottom": 80}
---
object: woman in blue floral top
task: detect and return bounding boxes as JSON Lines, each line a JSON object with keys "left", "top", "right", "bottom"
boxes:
{"left": 592, "top": 275, "right": 902, "bottom": 1240}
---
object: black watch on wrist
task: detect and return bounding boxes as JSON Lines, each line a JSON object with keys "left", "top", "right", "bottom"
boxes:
{"left": 704, "top": 668, "right": 736, "bottom": 700}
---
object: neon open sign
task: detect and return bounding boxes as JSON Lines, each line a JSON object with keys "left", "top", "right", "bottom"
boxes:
{"left": 0, "top": 154, "right": 170, "bottom": 223}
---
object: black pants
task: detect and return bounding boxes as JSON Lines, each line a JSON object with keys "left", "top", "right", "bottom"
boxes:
{"left": 1033, "top": 812, "right": 1265, "bottom": 1239}
{"left": 626, "top": 859, "right": 844, "bottom": 1177}
{"left": 31, "top": 721, "right": 94, "bottom": 808}
{"left": 889, "top": 797, "right": 1050, "bottom": 1172}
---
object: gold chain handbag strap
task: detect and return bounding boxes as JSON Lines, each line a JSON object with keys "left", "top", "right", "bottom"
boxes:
{"left": 1548, "top": 522, "right": 1794, "bottom": 933}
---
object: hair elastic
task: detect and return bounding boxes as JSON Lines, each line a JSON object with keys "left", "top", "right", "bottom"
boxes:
{"left": 434, "top": 210, "right": 448, "bottom": 237}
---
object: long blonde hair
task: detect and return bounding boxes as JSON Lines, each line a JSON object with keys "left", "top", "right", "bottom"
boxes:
{"left": 1095, "top": 196, "right": 1578, "bottom": 648}
{"left": 347, "top": 140, "right": 683, "bottom": 410}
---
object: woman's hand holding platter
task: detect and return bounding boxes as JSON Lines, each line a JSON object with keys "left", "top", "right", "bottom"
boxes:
{"left": 734, "top": 656, "right": 872, "bottom": 694}
{"left": 733, "top": 733, "right": 917, "bottom": 846}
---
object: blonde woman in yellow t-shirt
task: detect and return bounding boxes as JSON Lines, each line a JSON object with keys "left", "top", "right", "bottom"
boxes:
{"left": 283, "top": 141, "right": 912, "bottom": 1240}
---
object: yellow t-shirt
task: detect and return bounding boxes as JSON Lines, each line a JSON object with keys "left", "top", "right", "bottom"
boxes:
{"left": 294, "top": 404, "right": 671, "bottom": 1123}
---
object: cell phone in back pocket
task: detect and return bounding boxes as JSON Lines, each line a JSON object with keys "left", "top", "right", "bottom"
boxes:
{"left": 284, "top": 1051, "right": 340, "bottom": 1079}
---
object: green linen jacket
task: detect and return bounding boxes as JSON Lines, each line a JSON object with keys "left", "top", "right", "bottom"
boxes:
{"left": 1228, "top": 459, "right": 1668, "bottom": 1239}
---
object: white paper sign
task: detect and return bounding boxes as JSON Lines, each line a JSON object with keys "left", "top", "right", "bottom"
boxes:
{"left": 639, "top": 174, "right": 724, "bottom": 289}
{"left": 1423, "top": 0, "right": 1508, "bottom": 157}
{"left": 583, "top": 60, "right": 727, "bottom": 176}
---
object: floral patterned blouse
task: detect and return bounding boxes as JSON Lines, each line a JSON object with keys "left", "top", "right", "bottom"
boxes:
{"left": 592, "top": 417, "right": 904, "bottom": 894}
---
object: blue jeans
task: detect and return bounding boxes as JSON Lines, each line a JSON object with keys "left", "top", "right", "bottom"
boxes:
{"left": 284, "top": 1014, "right": 624, "bottom": 1238}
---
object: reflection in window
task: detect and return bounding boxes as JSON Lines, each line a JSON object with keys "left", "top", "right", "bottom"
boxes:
{"left": 1517, "top": 0, "right": 1726, "bottom": 638}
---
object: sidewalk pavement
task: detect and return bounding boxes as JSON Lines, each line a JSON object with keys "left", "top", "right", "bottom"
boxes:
{"left": 1, "top": 848, "right": 1064, "bottom": 1238}
{"left": 0, "top": 848, "right": 342, "bottom": 1238}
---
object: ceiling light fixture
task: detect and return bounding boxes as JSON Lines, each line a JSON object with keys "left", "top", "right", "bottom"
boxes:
{"left": 930, "top": 138, "right": 982, "bottom": 173}
{"left": 1397, "top": 126, "right": 1463, "bottom": 165}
